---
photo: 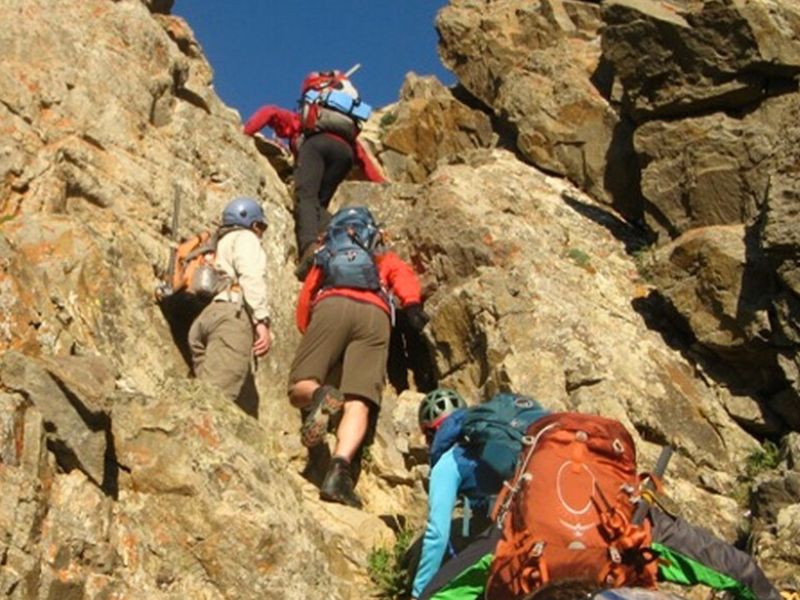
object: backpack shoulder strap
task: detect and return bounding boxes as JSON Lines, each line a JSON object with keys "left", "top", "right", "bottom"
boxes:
{"left": 182, "top": 230, "right": 215, "bottom": 263}
{"left": 430, "top": 408, "right": 468, "bottom": 468}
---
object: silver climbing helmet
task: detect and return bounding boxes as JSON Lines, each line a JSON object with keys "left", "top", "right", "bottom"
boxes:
{"left": 418, "top": 388, "right": 466, "bottom": 434}
{"left": 221, "top": 197, "right": 267, "bottom": 229}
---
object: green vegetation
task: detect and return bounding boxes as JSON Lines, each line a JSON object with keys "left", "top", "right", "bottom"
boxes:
{"left": 730, "top": 481, "right": 752, "bottom": 509}
{"left": 732, "top": 441, "right": 782, "bottom": 509}
{"left": 379, "top": 112, "right": 398, "bottom": 129}
{"left": 567, "top": 247, "right": 592, "bottom": 269}
{"left": 631, "top": 246, "right": 656, "bottom": 281}
{"left": 744, "top": 440, "right": 781, "bottom": 479}
{"left": 367, "top": 527, "right": 416, "bottom": 599}
{"left": 378, "top": 111, "right": 398, "bottom": 141}
{"left": 361, "top": 444, "right": 373, "bottom": 465}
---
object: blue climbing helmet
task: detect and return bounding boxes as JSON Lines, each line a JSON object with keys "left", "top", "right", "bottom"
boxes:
{"left": 221, "top": 197, "right": 267, "bottom": 229}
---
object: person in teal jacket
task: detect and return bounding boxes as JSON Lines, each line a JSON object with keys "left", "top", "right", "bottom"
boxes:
{"left": 418, "top": 507, "right": 781, "bottom": 600}
{"left": 417, "top": 463, "right": 780, "bottom": 600}
{"left": 412, "top": 389, "right": 550, "bottom": 599}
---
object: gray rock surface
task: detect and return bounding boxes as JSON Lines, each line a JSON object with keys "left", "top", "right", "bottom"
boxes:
{"left": 435, "top": 0, "right": 642, "bottom": 216}
{"left": 602, "top": 0, "right": 800, "bottom": 120}
{"left": 337, "top": 155, "right": 761, "bottom": 543}
{"left": 0, "top": 351, "right": 110, "bottom": 486}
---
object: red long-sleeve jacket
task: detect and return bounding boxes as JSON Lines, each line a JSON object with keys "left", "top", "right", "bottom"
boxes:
{"left": 295, "top": 251, "right": 422, "bottom": 333}
{"left": 243, "top": 105, "right": 385, "bottom": 183}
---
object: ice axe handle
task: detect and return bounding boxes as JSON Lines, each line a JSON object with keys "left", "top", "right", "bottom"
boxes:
{"left": 162, "top": 188, "right": 181, "bottom": 297}
{"left": 170, "top": 187, "right": 181, "bottom": 241}
{"left": 344, "top": 63, "right": 361, "bottom": 78}
{"left": 653, "top": 445, "right": 673, "bottom": 479}
{"left": 632, "top": 445, "right": 673, "bottom": 525}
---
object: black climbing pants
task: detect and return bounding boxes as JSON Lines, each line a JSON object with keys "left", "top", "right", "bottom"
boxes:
{"left": 293, "top": 133, "right": 354, "bottom": 253}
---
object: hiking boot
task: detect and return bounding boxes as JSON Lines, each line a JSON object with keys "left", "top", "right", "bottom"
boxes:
{"left": 320, "top": 457, "right": 363, "bottom": 509}
{"left": 301, "top": 437, "right": 331, "bottom": 487}
{"left": 294, "top": 243, "right": 317, "bottom": 282}
{"left": 301, "top": 385, "right": 344, "bottom": 448}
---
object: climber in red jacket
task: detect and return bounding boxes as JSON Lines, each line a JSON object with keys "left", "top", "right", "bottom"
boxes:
{"left": 243, "top": 69, "right": 385, "bottom": 281}
{"left": 288, "top": 206, "right": 427, "bottom": 509}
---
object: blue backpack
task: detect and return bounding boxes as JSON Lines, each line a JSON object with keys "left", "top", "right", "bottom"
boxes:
{"left": 459, "top": 393, "right": 549, "bottom": 481}
{"left": 304, "top": 88, "right": 372, "bottom": 121}
{"left": 299, "top": 73, "right": 372, "bottom": 142}
{"left": 315, "top": 206, "right": 382, "bottom": 290}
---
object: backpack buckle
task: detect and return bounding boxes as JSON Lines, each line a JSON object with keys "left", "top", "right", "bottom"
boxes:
{"left": 514, "top": 396, "right": 535, "bottom": 408}
{"left": 609, "top": 546, "right": 622, "bottom": 564}
{"left": 532, "top": 541, "right": 546, "bottom": 558}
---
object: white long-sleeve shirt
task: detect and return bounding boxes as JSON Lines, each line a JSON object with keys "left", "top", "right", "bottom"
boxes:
{"left": 212, "top": 229, "right": 270, "bottom": 322}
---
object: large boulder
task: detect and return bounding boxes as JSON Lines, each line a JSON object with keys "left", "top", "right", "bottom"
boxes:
{"left": 760, "top": 151, "right": 800, "bottom": 358}
{"left": 601, "top": 0, "right": 800, "bottom": 120}
{"left": 633, "top": 89, "right": 799, "bottom": 240}
{"left": 634, "top": 109, "right": 771, "bottom": 237}
{"left": 647, "top": 226, "right": 772, "bottom": 357}
{"left": 762, "top": 170, "right": 800, "bottom": 301}
{"left": 0, "top": 352, "right": 112, "bottom": 486}
{"left": 646, "top": 225, "right": 800, "bottom": 429}
{"left": 601, "top": 0, "right": 800, "bottom": 438}
{"left": 435, "top": 0, "right": 642, "bottom": 218}
{"left": 373, "top": 74, "right": 496, "bottom": 183}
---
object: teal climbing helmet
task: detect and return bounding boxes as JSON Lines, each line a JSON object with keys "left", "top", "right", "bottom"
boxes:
{"left": 418, "top": 388, "right": 466, "bottom": 434}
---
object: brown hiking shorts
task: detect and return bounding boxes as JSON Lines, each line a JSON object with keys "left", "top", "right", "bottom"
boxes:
{"left": 288, "top": 296, "right": 390, "bottom": 406}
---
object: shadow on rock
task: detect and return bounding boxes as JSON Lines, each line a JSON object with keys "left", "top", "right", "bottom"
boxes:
{"left": 388, "top": 310, "right": 438, "bottom": 394}
{"left": 157, "top": 293, "right": 207, "bottom": 371}
{"left": 561, "top": 191, "right": 652, "bottom": 253}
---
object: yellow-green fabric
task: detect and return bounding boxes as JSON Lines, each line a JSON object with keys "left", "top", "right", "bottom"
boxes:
{"left": 428, "top": 553, "right": 492, "bottom": 600}
{"left": 424, "top": 546, "right": 757, "bottom": 600}
{"left": 653, "top": 542, "right": 755, "bottom": 600}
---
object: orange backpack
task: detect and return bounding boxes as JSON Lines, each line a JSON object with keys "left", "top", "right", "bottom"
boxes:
{"left": 162, "top": 230, "right": 231, "bottom": 299}
{"left": 485, "top": 412, "right": 659, "bottom": 599}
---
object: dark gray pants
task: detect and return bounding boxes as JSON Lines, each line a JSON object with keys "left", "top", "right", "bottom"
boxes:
{"left": 293, "top": 133, "right": 354, "bottom": 252}
{"left": 650, "top": 508, "right": 780, "bottom": 600}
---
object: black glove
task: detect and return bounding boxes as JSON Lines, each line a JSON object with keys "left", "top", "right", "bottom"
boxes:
{"left": 404, "top": 303, "right": 430, "bottom": 332}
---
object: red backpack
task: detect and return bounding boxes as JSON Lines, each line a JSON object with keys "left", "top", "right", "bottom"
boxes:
{"left": 300, "top": 70, "right": 350, "bottom": 97}
{"left": 485, "top": 413, "right": 659, "bottom": 599}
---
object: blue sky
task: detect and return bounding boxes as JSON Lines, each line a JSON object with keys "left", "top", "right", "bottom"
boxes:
{"left": 173, "top": 1, "right": 456, "bottom": 123}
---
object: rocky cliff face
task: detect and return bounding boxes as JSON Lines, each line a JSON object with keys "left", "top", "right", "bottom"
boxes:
{"left": 1, "top": 0, "right": 798, "bottom": 598}
{"left": 434, "top": 0, "right": 800, "bottom": 438}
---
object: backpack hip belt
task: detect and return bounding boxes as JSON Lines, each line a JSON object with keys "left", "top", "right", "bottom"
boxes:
{"left": 213, "top": 283, "right": 242, "bottom": 303}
